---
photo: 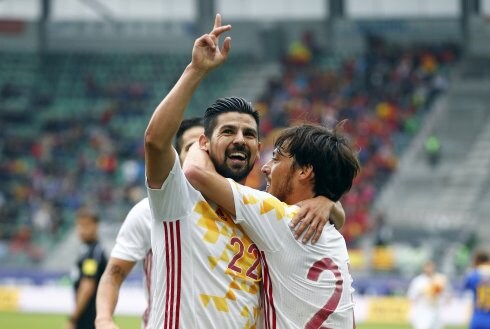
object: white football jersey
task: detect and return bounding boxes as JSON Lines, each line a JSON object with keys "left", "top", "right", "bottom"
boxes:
{"left": 407, "top": 272, "right": 449, "bottom": 329}
{"left": 147, "top": 152, "right": 262, "bottom": 329}
{"left": 228, "top": 179, "right": 356, "bottom": 329}
{"left": 111, "top": 198, "right": 153, "bottom": 328}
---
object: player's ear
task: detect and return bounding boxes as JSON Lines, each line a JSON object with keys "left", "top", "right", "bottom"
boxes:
{"left": 256, "top": 142, "right": 262, "bottom": 162}
{"left": 199, "top": 134, "right": 209, "bottom": 151}
{"left": 299, "top": 164, "right": 314, "bottom": 181}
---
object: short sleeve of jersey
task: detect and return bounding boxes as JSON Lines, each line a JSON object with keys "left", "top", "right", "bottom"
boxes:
{"left": 146, "top": 148, "right": 200, "bottom": 221}
{"left": 81, "top": 245, "right": 105, "bottom": 279}
{"left": 227, "top": 178, "right": 299, "bottom": 252}
{"left": 111, "top": 198, "right": 151, "bottom": 261}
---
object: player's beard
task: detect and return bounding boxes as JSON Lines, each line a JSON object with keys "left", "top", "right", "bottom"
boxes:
{"left": 209, "top": 144, "right": 254, "bottom": 183}
{"left": 269, "top": 167, "right": 294, "bottom": 203}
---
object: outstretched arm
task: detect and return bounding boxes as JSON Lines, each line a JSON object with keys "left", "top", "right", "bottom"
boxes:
{"left": 184, "top": 143, "right": 290, "bottom": 251}
{"left": 145, "top": 14, "right": 231, "bottom": 188}
{"left": 95, "top": 258, "right": 136, "bottom": 329}
{"left": 184, "top": 142, "right": 342, "bottom": 244}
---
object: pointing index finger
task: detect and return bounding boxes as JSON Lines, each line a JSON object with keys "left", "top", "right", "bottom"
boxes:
{"left": 214, "top": 13, "right": 222, "bottom": 30}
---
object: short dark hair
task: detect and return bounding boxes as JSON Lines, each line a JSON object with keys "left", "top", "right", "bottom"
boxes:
{"left": 203, "top": 97, "right": 260, "bottom": 138}
{"left": 474, "top": 250, "right": 489, "bottom": 266}
{"left": 175, "top": 117, "right": 204, "bottom": 154}
{"left": 76, "top": 207, "right": 100, "bottom": 223}
{"left": 274, "top": 122, "right": 360, "bottom": 201}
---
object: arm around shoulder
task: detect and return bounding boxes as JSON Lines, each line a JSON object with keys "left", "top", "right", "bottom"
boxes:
{"left": 184, "top": 163, "right": 236, "bottom": 216}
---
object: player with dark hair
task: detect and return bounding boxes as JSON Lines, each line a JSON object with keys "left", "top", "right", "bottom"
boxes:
{"left": 184, "top": 122, "right": 360, "bottom": 328}
{"left": 465, "top": 250, "right": 490, "bottom": 329}
{"left": 66, "top": 208, "right": 107, "bottom": 329}
{"left": 144, "top": 14, "right": 345, "bottom": 328}
{"left": 175, "top": 117, "right": 204, "bottom": 163}
{"left": 95, "top": 118, "right": 204, "bottom": 329}
{"left": 202, "top": 96, "right": 260, "bottom": 183}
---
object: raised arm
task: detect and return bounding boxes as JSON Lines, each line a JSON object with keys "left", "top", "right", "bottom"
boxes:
{"left": 145, "top": 14, "right": 231, "bottom": 188}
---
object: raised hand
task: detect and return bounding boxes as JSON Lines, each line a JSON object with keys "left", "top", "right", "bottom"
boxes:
{"left": 191, "top": 14, "right": 232, "bottom": 73}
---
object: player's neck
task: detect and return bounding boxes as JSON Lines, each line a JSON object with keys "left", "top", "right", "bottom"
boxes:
{"left": 285, "top": 187, "right": 314, "bottom": 205}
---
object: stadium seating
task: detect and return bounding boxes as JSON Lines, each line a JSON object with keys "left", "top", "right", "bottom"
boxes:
{"left": 0, "top": 52, "right": 254, "bottom": 266}
{"left": 0, "top": 39, "right": 459, "bottom": 267}
{"left": 254, "top": 37, "right": 460, "bottom": 247}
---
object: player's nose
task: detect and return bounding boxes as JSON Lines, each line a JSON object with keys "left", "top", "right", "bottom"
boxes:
{"left": 233, "top": 130, "right": 245, "bottom": 144}
{"left": 261, "top": 161, "right": 271, "bottom": 175}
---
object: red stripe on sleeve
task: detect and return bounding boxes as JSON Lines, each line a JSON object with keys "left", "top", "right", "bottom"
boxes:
{"left": 174, "top": 221, "right": 182, "bottom": 329}
{"left": 163, "top": 222, "right": 172, "bottom": 329}
{"left": 168, "top": 223, "right": 176, "bottom": 329}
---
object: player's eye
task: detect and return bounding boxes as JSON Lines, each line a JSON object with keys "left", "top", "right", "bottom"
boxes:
{"left": 244, "top": 131, "right": 257, "bottom": 138}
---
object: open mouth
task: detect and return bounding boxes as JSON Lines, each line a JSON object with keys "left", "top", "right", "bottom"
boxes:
{"left": 227, "top": 152, "right": 248, "bottom": 164}
{"left": 265, "top": 178, "right": 271, "bottom": 190}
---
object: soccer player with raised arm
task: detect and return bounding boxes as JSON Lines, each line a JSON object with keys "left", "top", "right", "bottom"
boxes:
{"left": 144, "top": 14, "right": 346, "bottom": 329}
{"left": 184, "top": 123, "right": 360, "bottom": 328}
{"left": 95, "top": 118, "right": 204, "bottom": 329}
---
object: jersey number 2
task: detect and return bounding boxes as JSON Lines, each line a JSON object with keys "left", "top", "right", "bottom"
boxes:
{"left": 305, "top": 257, "right": 343, "bottom": 329}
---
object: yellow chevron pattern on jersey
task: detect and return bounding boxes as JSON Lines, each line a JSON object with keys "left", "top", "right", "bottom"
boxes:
{"left": 195, "top": 201, "right": 235, "bottom": 243}
{"left": 237, "top": 276, "right": 260, "bottom": 294}
{"left": 241, "top": 304, "right": 261, "bottom": 329}
{"left": 200, "top": 277, "right": 260, "bottom": 327}
{"left": 194, "top": 199, "right": 261, "bottom": 329}
{"left": 243, "top": 193, "right": 259, "bottom": 205}
{"left": 260, "top": 196, "right": 286, "bottom": 219}
{"left": 208, "top": 248, "right": 230, "bottom": 270}
{"left": 200, "top": 294, "right": 230, "bottom": 312}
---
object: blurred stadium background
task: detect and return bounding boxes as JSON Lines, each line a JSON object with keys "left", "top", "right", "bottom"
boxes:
{"left": 1, "top": 0, "right": 489, "bottom": 327}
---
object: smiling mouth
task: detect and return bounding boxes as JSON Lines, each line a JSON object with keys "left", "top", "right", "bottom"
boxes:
{"left": 227, "top": 152, "right": 248, "bottom": 162}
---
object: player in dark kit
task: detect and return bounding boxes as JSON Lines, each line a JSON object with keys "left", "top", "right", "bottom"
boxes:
{"left": 66, "top": 208, "right": 108, "bottom": 329}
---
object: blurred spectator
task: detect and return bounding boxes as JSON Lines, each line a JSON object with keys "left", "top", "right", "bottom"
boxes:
{"left": 9, "top": 225, "right": 44, "bottom": 263}
{"left": 425, "top": 135, "right": 442, "bottom": 167}
{"left": 372, "top": 212, "right": 393, "bottom": 247}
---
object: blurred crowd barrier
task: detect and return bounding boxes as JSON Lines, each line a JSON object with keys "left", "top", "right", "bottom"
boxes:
{"left": 0, "top": 284, "right": 472, "bottom": 325}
